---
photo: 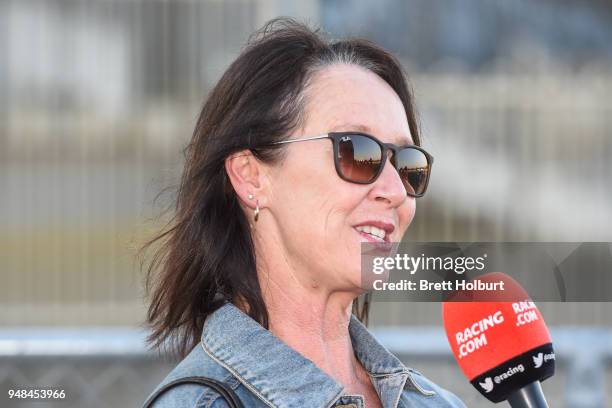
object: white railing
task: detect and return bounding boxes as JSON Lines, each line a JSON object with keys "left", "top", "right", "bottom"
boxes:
{"left": 0, "top": 327, "right": 610, "bottom": 407}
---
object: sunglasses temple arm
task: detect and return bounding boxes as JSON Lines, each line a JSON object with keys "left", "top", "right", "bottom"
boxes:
{"left": 269, "top": 134, "right": 329, "bottom": 145}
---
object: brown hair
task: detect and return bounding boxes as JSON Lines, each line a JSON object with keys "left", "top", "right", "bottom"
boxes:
{"left": 142, "top": 17, "right": 421, "bottom": 358}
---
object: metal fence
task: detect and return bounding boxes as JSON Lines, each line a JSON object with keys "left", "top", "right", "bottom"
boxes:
{"left": 2, "top": 0, "right": 611, "bottom": 328}
{"left": 2, "top": 71, "right": 611, "bottom": 327}
{"left": 1, "top": 6, "right": 611, "bottom": 408}
{"left": 0, "top": 327, "right": 610, "bottom": 408}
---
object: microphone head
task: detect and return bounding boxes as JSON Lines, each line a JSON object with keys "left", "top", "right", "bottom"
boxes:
{"left": 442, "top": 272, "right": 555, "bottom": 403}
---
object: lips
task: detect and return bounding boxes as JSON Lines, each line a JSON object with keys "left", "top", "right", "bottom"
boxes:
{"left": 353, "top": 220, "right": 396, "bottom": 243}
{"left": 355, "top": 228, "right": 385, "bottom": 242}
{"left": 354, "top": 227, "right": 396, "bottom": 255}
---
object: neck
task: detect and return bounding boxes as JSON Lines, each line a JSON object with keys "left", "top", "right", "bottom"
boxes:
{"left": 245, "top": 231, "right": 371, "bottom": 392}
{"left": 265, "top": 281, "right": 370, "bottom": 390}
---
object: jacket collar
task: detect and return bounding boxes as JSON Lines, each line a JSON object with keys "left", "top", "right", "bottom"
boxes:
{"left": 200, "top": 301, "right": 415, "bottom": 408}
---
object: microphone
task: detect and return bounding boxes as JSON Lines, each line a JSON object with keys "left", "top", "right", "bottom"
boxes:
{"left": 442, "top": 272, "right": 554, "bottom": 406}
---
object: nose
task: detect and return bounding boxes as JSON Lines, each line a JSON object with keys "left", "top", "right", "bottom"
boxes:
{"left": 368, "top": 152, "right": 408, "bottom": 207}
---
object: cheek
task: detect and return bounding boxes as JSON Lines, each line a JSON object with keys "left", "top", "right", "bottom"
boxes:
{"left": 273, "top": 147, "right": 354, "bottom": 236}
{"left": 301, "top": 177, "right": 363, "bottom": 242}
{"left": 281, "top": 173, "right": 365, "bottom": 264}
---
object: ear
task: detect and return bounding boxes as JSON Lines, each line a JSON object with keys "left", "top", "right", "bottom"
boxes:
{"left": 225, "top": 150, "right": 267, "bottom": 210}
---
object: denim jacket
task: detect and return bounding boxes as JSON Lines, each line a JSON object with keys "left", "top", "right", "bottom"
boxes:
{"left": 144, "top": 302, "right": 466, "bottom": 408}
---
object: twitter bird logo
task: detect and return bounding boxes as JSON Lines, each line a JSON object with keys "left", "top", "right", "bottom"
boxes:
{"left": 533, "top": 352, "right": 544, "bottom": 368}
{"left": 479, "top": 377, "right": 494, "bottom": 393}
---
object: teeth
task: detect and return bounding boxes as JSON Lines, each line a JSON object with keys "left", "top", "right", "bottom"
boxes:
{"left": 355, "top": 225, "right": 386, "bottom": 240}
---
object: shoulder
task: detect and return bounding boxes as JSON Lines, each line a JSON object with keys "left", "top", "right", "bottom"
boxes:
{"left": 147, "top": 382, "right": 233, "bottom": 408}
{"left": 401, "top": 368, "right": 467, "bottom": 408}
{"left": 143, "top": 343, "right": 238, "bottom": 408}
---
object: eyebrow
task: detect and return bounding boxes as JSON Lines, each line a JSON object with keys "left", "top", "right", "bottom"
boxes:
{"left": 328, "top": 122, "right": 413, "bottom": 146}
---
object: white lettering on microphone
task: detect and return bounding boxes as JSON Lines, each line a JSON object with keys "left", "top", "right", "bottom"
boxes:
{"left": 494, "top": 364, "right": 525, "bottom": 384}
{"left": 512, "top": 300, "right": 539, "bottom": 327}
{"left": 455, "top": 311, "right": 504, "bottom": 358}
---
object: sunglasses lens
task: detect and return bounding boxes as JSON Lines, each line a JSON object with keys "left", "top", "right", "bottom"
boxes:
{"left": 335, "top": 133, "right": 432, "bottom": 196}
{"left": 337, "top": 134, "right": 383, "bottom": 183}
{"left": 394, "top": 147, "right": 431, "bottom": 196}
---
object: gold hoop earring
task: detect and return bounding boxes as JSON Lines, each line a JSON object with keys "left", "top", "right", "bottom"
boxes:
{"left": 254, "top": 200, "right": 260, "bottom": 222}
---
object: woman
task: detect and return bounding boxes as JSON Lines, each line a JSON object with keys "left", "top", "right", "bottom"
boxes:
{"left": 142, "top": 18, "right": 465, "bottom": 408}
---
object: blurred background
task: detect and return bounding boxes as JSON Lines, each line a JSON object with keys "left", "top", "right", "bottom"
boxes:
{"left": 1, "top": 0, "right": 611, "bottom": 407}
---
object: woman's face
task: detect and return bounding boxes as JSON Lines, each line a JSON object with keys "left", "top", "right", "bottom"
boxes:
{"left": 263, "top": 64, "right": 416, "bottom": 293}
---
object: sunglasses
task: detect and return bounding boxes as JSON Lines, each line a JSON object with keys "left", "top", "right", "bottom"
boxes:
{"left": 268, "top": 132, "right": 433, "bottom": 197}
